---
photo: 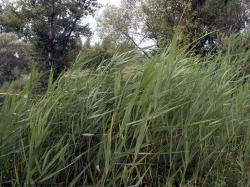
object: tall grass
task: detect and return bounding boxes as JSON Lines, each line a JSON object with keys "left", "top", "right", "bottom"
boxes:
{"left": 1, "top": 39, "right": 250, "bottom": 186}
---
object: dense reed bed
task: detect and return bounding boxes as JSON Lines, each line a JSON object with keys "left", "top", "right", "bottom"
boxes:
{"left": 1, "top": 39, "right": 250, "bottom": 186}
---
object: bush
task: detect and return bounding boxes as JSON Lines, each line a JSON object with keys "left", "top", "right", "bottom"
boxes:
{"left": 0, "top": 74, "right": 30, "bottom": 93}
{"left": 76, "top": 44, "right": 114, "bottom": 69}
{"left": 76, "top": 39, "right": 136, "bottom": 69}
{"left": 0, "top": 33, "right": 32, "bottom": 84}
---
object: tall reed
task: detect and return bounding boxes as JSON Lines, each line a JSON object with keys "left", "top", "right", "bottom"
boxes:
{"left": 1, "top": 38, "right": 250, "bottom": 186}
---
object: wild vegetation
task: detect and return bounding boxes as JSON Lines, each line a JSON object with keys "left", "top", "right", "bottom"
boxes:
{"left": 0, "top": 33, "right": 32, "bottom": 83}
{"left": 1, "top": 35, "right": 250, "bottom": 186}
{"left": 0, "top": 0, "right": 250, "bottom": 186}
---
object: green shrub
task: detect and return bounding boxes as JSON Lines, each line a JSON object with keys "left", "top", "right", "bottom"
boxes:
{"left": 0, "top": 33, "right": 32, "bottom": 84}
{"left": 0, "top": 74, "right": 30, "bottom": 92}
{"left": 75, "top": 39, "right": 136, "bottom": 69}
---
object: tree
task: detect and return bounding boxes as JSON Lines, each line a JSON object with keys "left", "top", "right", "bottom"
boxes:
{"left": 142, "top": 0, "right": 249, "bottom": 49}
{"left": 0, "top": 1, "right": 25, "bottom": 35}
{"left": 97, "top": 0, "right": 151, "bottom": 56}
{"left": 1, "top": 0, "right": 99, "bottom": 80}
{"left": 98, "top": 0, "right": 249, "bottom": 53}
{"left": 0, "top": 33, "right": 32, "bottom": 84}
{"left": 141, "top": 0, "right": 184, "bottom": 47}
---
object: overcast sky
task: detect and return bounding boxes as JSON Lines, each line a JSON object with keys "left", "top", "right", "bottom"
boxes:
{"left": 99, "top": 0, "right": 120, "bottom": 6}
{"left": 84, "top": 0, "right": 121, "bottom": 44}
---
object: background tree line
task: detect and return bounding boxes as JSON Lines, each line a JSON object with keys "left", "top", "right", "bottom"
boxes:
{"left": 98, "top": 0, "right": 249, "bottom": 52}
{"left": 0, "top": 0, "right": 249, "bottom": 85}
{"left": 0, "top": 0, "right": 98, "bottom": 85}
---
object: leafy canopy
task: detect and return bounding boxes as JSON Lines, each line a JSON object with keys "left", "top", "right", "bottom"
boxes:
{"left": 97, "top": 0, "right": 249, "bottom": 51}
{"left": 0, "top": 0, "right": 99, "bottom": 79}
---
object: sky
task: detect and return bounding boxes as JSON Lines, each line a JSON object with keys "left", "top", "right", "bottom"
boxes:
{"left": 87, "top": 0, "right": 155, "bottom": 48}
{"left": 84, "top": 0, "right": 121, "bottom": 44}
{"left": 99, "top": 0, "right": 120, "bottom": 6}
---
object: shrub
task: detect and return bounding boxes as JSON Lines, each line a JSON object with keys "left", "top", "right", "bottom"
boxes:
{"left": 0, "top": 33, "right": 32, "bottom": 84}
{"left": 76, "top": 39, "right": 136, "bottom": 69}
{"left": 0, "top": 74, "right": 30, "bottom": 93}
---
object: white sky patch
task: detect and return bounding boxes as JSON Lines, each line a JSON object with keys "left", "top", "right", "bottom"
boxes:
{"left": 82, "top": 0, "right": 121, "bottom": 45}
{"left": 99, "top": 0, "right": 120, "bottom": 6}
{"left": 14, "top": 51, "right": 20, "bottom": 58}
{"left": 83, "top": 0, "right": 155, "bottom": 48}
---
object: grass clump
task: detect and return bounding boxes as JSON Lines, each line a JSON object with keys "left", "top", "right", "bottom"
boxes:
{"left": 1, "top": 40, "right": 250, "bottom": 186}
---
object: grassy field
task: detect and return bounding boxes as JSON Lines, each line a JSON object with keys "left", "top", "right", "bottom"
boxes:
{"left": 1, "top": 39, "right": 250, "bottom": 186}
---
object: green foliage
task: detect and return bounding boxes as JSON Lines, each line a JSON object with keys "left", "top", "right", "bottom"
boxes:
{"left": 65, "top": 37, "right": 83, "bottom": 64}
{"left": 0, "top": 0, "right": 99, "bottom": 78}
{"left": 97, "top": 1, "right": 150, "bottom": 52}
{"left": 219, "top": 29, "right": 250, "bottom": 75}
{"left": 142, "top": 0, "right": 249, "bottom": 48}
{"left": 0, "top": 75, "right": 31, "bottom": 93}
{"left": 141, "top": 0, "right": 182, "bottom": 46}
{"left": 1, "top": 36, "right": 250, "bottom": 186}
{"left": 220, "top": 30, "right": 250, "bottom": 55}
{"left": 0, "top": 2, "right": 25, "bottom": 35}
{"left": 75, "top": 39, "right": 136, "bottom": 69}
{"left": 201, "top": 0, "right": 248, "bottom": 31}
{"left": 97, "top": 0, "right": 249, "bottom": 52}
{"left": 0, "top": 33, "right": 32, "bottom": 84}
